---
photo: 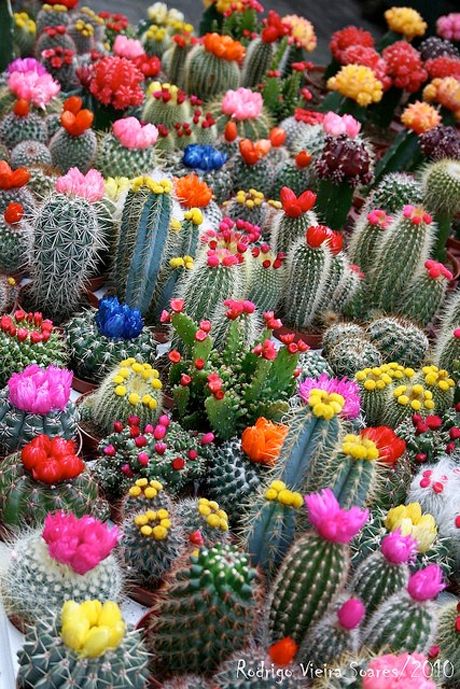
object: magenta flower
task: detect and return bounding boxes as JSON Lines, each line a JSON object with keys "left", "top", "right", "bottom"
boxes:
{"left": 7, "top": 58, "right": 47, "bottom": 75}
{"left": 112, "top": 117, "right": 158, "bottom": 149}
{"left": 323, "top": 111, "right": 361, "bottom": 138}
{"left": 8, "top": 70, "right": 60, "bottom": 107}
{"left": 298, "top": 373, "right": 361, "bottom": 419}
{"left": 55, "top": 168, "right": 105, "bottom": 202}
{"left": 8, "top": 364, "right": 72, "bottom": 414}
{"left": 337, "top": 598, "right": 365, "bottom": 629}
{"left": 407, "top": 564, "right": 445, "bottom": 601}
{"left": 363, "top": 652, "right": 437, "bottom": 689}
{"left": 113, "top": 34, "right": 145, "bottom": 59}
{"left": 305, "top": 488, "right": 368, "bottom": 543}
{"left": 221, "top": 88, "right": 263, "bottom": 120}
{"left": 437, "top": 13, "right": 460, "bottom": 41}
{"left": 381, "top": 530, "right": 417, "bottom": 565}
{"left": 42, "top": 511, "right": 119, "bottom": 575}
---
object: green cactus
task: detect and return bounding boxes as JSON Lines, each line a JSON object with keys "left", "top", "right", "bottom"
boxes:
{"left": 13, "top": 10, "right": 36, "bottom": 56}
{"left": 27, "top": 192, "right": 105, "bottom": 322}
{"left": 49, "top": 128, "right": 98, "bottom": 175}
{"left": 65, "top": 307, "right": 157, "bottom": 383}
{"left": 0, "top": 184, "right": 35, "bottom": 215}
{"left": 212, "top": 649, "right": 307, "bottom": 688}
{"left": 355, "top": 363, "right": 414, "bottom": 427}
{"left": 368, "top": 205, "right": 435, "bottom": 313}
{"left": 322, "top": 322, "right": 365, "bottom": 353}
{"left": 271, "top": 153, "right": 316, "bottom": 199}
{"left": 185, "top": 43, "right": 240, "bottom": 100}
{"left": 297, "top": 349, "right": 333, "bottom": 380}
{"left": 271, "top": 208, "right": 318, "bottom": 255}
{"left": 36, "top": 3, "right": 69, "bottom": 33}
{"left": 0, "top": 311, "right": 67, "bottom": 387}
{"left": 83, "top": 359, "right": 163, "bottom": 436}
{"left": 163, "top": 677, "right": 210, "bottom": 689}
{"left": 0, "top": 213, "right": 32, "bottom": 274}
{"left": 416, "top": 364, "right": 455, "bottom": 412}
{"left": 1, "top": 525, "right": 122, "bottom": 624}
{"left": 281, "top": 120, "right": 325, "bottom": 157}
{"left": 27, "top": 164, "right": 57, "bottom": 200}
{"left": 17, "top": 604, "right": 150, "bottom": 689}
{"left": 0, "top": 451, "right": 104, "bottom": 530}
{"left": 230, "top": 156, "right": 276, "bottom": 199}
{"left": 163, "top": 41, "right": 194, "bottom": 90}
{"left": 242, "top": 38, "right": 274, "bottom": 87}
{"left": 222, "top": 188, "right": 268, "bottom": 228}
{"left": 246, "top": 248, "right": 285, "bottom": 313}
{"left": 146, "top": 544, "right": 261, "bottom": 676}
{"left": 434, "top": 328, "right": 460, "bottom": 378}
{"left": 10, "top": 140, "right": 52, "bottom": 168}
{"left": 205, "top": 95, "right": 273, "bottom": 140}
{"left": 440, "top": 287, "right": 460, "bottom": 331}
{"left": 35, "top": 25, "right": 76, "bottom": 57}
{"left": 368, "top": 172, "right": 422, "bottom": 214}
{"left": 0, "top": 0, "right": 14, "bottom": 72}
{"left": 366, "top": 317, "right": 429, "bottom": 368}
{"left": 176, "top": 497, "right": 230, "bottom": 547}
{"left": 142, "top": 82, "right": 191, "bottom": 128}
{"left": 206, "top": 438, "right": 262, "bottom": 520}
{"left": 68, "top": 18, "right": 95, "bottom": 54}
{"left": 348, "top": 208, "right": 393, "bottom": 276}
{"left": 324, "top": 336, "right": 382, "bottom": 378}
{"left": 0, "top": 110, "right": 48, "bottom": 149}
{"left": 422, "top": 159, "right": 460, "bottom": 260}
{"left": 382, "top": 380, "right": 436, "bottom": 428}
{"left": 122, "top": 507, "right": 184, "bottom": 587}
{"left": 396, "top": 260, "right": 451, "bottom": 327}
{"left": 95, "top": 133, "right": 156, "bottom": 179}
{"left": 436, "top": 603, "right": 460, "bottom": 686}
{"left": 122, "top": 477, "right": 172, "bottom": 518}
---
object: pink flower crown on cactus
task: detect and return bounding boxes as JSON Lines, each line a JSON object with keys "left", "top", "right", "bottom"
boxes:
{"left": 221, "top": 87, "right": 263, "bottom": 121}
{"left": 55, "top": 167, "right": 105, "bottom": 202}
{"left": 8, "top": 70, "right": 60, "bottom": 108}
{"left": 424, "top": 259, "right": 453, "bottom": 281}
{"left": 8, "top": 364, "right": 72, "bottom": 414}
{"left": 113, "top": 34, "right": 144, "bottom": 59}
{"left": 305, "top": 488, "right": 368, "bottom": 543}
{"left": 112, "top": 117, "right": 158, "bottom": 149}
{"left": 42, "top": 511, "right": 119, "bottom": 575}
{"left": 323, "top": 111, "right": 361, "bottom": 138}
{"left": 363, "top": 652, "right": 437, "bottom": 689}
{"left": 298, "top": 373, "right": 361, "bottom": 419}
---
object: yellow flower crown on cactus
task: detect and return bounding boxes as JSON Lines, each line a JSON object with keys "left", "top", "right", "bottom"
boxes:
{"left": 183, "top": 208, "right": 204, "bottom": 225}
{"left": 169, "top": 255, "right": 194, "bottom": 270}
{"left": 81, "top": 6, "right": 104, "bottom": 24}
{"left": 385, "top": 502, "right": 437, "bottom": 553}
{"left": 134, "top": 509, "right": 171, "bottom": 540}
{"left": 356, "top": 363, "right": 415, "bottom": 391}
{"left": 392, "top": 383, "right": 435, "bottom": 411}
{"left": 197, "top": 497, "right": 229, "bottom": 532}
{"left": 384, "top": 6, "right": 427, "bottom": 40}
{"left": 308, "top": 388, "right": 345, "bottom": 420}
{"left": 74, "top": 19, "right": 94, "bottom": 36}
{"left": 112, "top": 359, "right": 162, "bottom": 409}
{"left": 146, "top": 24, "right": 168, "bottom": 41}
{"left": 341, "top": 434, "right": 379, "bottom": 461}
{"left": 105, "top": 177, "right": 131, "bottom": 200}
{"left": 146, "top": 81, "right": 182, "bottom": 104}
{"left": 14, "top": 12, "right": 36, "bottom": 33}
{"left": 129, "top": 477, "right": 164, "bottom": 500}
{"left": 168, "top": 19, "right": 193, "bottom": 33}
{"left": 232, "top": 189, "right": 265, "bottom": 209}
{"left": 327, "top": 65, "right": 383, "bottom": 107}
{"left": 43, "top": 3, "right": 68, "bottom": 12}
{"left": 61, "top": 601, "right": 125, "bottom": 658}
{"left": 131, "top": 177, "right": 173, "bottom": 194}
{"left": 264, "top": 480, "right": 303, "bottom": 508}
{"left": 422, "top": 365, "right": 455, "bottom": 392}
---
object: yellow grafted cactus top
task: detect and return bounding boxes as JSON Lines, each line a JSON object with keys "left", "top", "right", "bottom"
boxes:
{"left": 384, "top": 6, "right": 427, "bottom": 40}
{"left": 327, "top": 65, "right": 383, "bottom": 107}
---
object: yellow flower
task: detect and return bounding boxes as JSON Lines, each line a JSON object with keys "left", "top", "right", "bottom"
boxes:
{"left": 197, "top": 497, "right": 229, "bottom": 531}
{"left": 385, "top": 502, "right": 437, "bottom": 553}
{"left": 421, "top": 365, "right": 455, "bottom": 392}
{"left": 308, "top": 389, "right": 345, "bottom": 420}
{"left": 385, "top": 6, "right": 427, "bottom": 40}
{"left": 328, "top": 65, "right": 383, "bottom": 107}
{"left": 135, "top": 509, "right": 172, "bottom": 540}
{"left": 341, "top": 434, "right": 379, "bottom": 461}
{"left": 264, "top": 480, "right": 303, "bottom": 508}
{"left": 282, "top": 15, "right": 317, "bottom": 52}
{"left": 401, "top": 101, "right": 441, "bottom": 134}
{"left": 105, "top": 176, "right": 130, "bottom": 200}
{"left": 392, "top": 383, "right": 435, "bottom": 411}
{"left": 61, "top": 601, "right": 125, "bottom": 657}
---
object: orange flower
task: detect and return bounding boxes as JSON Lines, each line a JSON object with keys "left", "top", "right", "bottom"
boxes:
{"left": 203, "top": 33, "right": 245, "bottom": 62}
{"left": 239, "top": 138, "right": 271, "bottom": 165}
{"left": 175, "top": 174, "right": 212, "bottom": 208}
{"left": 400, "top": 101, "right": 441, "bottom": 134}
{"left": 241, "top": 417, "right": 288, "bottom": 465}
{"left": 423, "top": 76, "right": 460, "bottom": 121}
{"left": 268, "top": 637, "right": 298, "bottom": 666}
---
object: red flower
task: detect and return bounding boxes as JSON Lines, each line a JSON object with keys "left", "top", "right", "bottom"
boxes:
{"left": 294, "top": 108, "right": 325, "bottom": 125}
{"left": 330, "top": 25, "right": 374, "bottom": 62}
{"left": 263, "top": 311, "right": 282, "bottom": 330}
{"left": 22, "top": 435, "right": 84, "bottom": 484}
{"left": 87, "top": 56, "right": 144, "bottom": 110}
{"left": 0, "top": 161, "right": 30, "bottom": 190}
{"left": 172, "top": 457, "right": 185, "bottom": 470}
{"left": 4, "top": 202, "right": 24, "bottom": 224}
{"left": 306, "top": 224, "right": 330, "bottom": 248}
{"left": 360, "top": 426, "right": 406, "bottom": 466}
{"left": 425, "top": 56, "right": 460, "bottom": 80}
{"left": 262, "top": 10, "right": 288, "bottom": 43}
{"left": 295, "top": 150, "right": 312, "bottom": 168}
{"left": 180, "top": 374, "right": 192, "bottom": 386}
{"left": 328, "top": 231, "right": 344, "bottom": 255}
{"left": 253, "top": 339, "right": 277, "bottom": 360}
{"left": 133, "top": 54, "right": 161, "bottom": 78}
{"left": 382, "top": 41, "right": 427, "bottom": 93}
{"left": 268, "top": 637, "right": 298, "bottom": 666}
{"left": 239, "top": 138, "right": 271, "bottom": 165}
{"left": 280, "top": 187, "right": 316, "bottom": 218}
{"left": 168, "top": 350, "right": 181, "bottom": 364}
{"left": 270, "top": 127, "right": 286, "bottom": 147}
{"left": 13, "top": 99, "right": 30, "bottom": 117}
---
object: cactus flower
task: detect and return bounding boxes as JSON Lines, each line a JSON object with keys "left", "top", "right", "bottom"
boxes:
{"left": 437, "top": 13, "right": 460, "bottom": 41}
{"left": 22, "top": 435, "right": 83, "bottom": 484}
{"left": 381, "top": 530, "right": 417, "bottom": 564}
{"left": 385, "top": 502, "right": 437, "bottom": 553}
{"left": 55, "top": 168, "right": 105, "bottom": 202}
{"left": 7, "top": 69, "right": 60, "bottom": 107}
{"left": 95, "top": 296, "right": 144, "bottom": 340}
{"left": 305, "top": 488, "right": 368, "bottom": 543}
{"left": 298, "top": 373, "right": 361, "bottom": 419}
{"left": 112, "top": 117, "right": 158, "bottom": 149}
{"left": 113, "top": 34, "right": 144, "bottom": 59}
{"left": 323, "top": 111, "right": 361, "bottom": 138}
{"left": 241, "top": 417, "right": 288, "bottom": 466}
{"left": 221, "top": 87, "right": 263, "bottom": 120}
{"left": 385, "top": 6, "right": 427, "bottom": 40}
{"left": 337, "top": 598, "right": 366, "bottom": 629}
{"left": 360, "top": 426, "right": 406, "bottom": 465}
{"left": 407, "top": 564, "right": 445, "bottom": 601}
{"left": 8, "top": 364, "right": 72, "bottom": 414}
{"left": 363, "top": 652, "right": 436, "bottom": 689}
{"left": 61, "top": 600, "right": 125, "bottom": 657}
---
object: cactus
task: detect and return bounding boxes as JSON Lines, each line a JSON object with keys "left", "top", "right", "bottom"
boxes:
{"left": 222, "top": 189, "right": 269, "bottom": 228}
{"left": 49, "top": 112, "right": 98, "bottom": 174}
{"left": 113, "top": 177, "right": 175, "bottom": 317}
{"left": 416, "top": 365, "right": 455, "bottom": 412}
{"left": 242, "top": 479, "right": 304, "bottom": 577}
{"left": 422, "top": 159, "right": 460, "bottom": 260}
{"left": 396, "top": 259, "right": 451, "bottom": 327}
{"left": 242, "top": 37, "right": 275, "bottom": 87}
{"left": 230, "top": 149, "right": 276, "bottom": 199}
{"left": 268, "top": 489, "right": 368, "bottom": 644}
{"left": 348, "top": 208, "right": 393, "bottom": 276}
{"left": 68, "top": 17, "right": 95, "bottom": 54}
{"left": 246, "top": 245, "right": 285, "bottom": 313}
{"left": 122, "top": 507, "right": 184, "bottom": 587}
{"left": 322, "top": 322, "right": 365, "bottom": 353}
{"left": 297, "top": 597, "right": 365, "bottom": 669}
{"left": 367, "top": 172, "right": 423, "bottom": 214}
{"left": 355, "top": 363, "right": 415, "bottom": 426}
{"left": 206, "top": 94, "right": 273, "bottom": 140}
{"left": 436, "top": 603, "right": 460, "bottom": 686}
{"left": 96, "top": 132, "right": 157, "bottom": 179}
{"left": 27, "top": 189, "right": 105, "bottom": 322}
{"left": 0, "top": 310, "right": 67, "bottom": 387}
{"left": 13, "top": 11, "right": 36, "bottom": 56}
{"left": 142, "top": 82, "right": 191, "bottom": 128}
{"left": 383, "top": 381, "right": 436, "bottom": 428}
{"left": 351, "top": 531, "right": 416, "bottom": 620}
{"left": 434, "top": 328, "right": 460, "bottom": 376}
{"left": 122, "top": 478, "right": 173, "bottom": 519}
{"left": 364, "top": 564, "right": 443, "bottom": 653}
{"left": 27, "top": 164, "right": 57, "bottom": 200}
{"left": 65, "top": 299, "right": 157, "bottom": 383}
{"left": 84, "top": 358, "right": 163, "bottom": 436}
{"left": 297, "top": 350, "right": 333, "bottom": 381}
{"left": 282, "top": 120, "right": 325, "bottom": 157}
{"left": 212, "top": 647, "right": 306, "bottom": 689}
{"left": 146, "top": 544, "right": 261, "bottom": 676}
{"left": 0, "top": 204, "right": 32, "bottom": 274}
{"left": 176, "top": 497, "right": 229, "bottom": 547}
{"left": 271, "top": 151, "right": 316, "bottom": 199}
{"left": 270, "top": 187, "right": 317, "bottom": 254}
{"left": 1, "top": 515, "right": 122, "bottom": 624}
{"left": 35, "top": 24, "right": 76, "bottom": 57}
{"left": 368, "top": 205, "right": 435, "bottom": 313}
{"left": 206, "top": 438, "right": 262, "bottom": 520}
{"left": 17, "top": 601, "right": 150, "bottom": 689}
{"left": 0, "top": 107, "right": 48, "bottom": 150}
{"left": 185, "top": 38, "right": 241, "bottom": 100}
{"left": 366, "top": 317, "right": 429, "bottom": 368}
{"left": 325, "top": 337, "right": 382, "bottom": 378}
{"left": 0, "top": 162, "right": 35, "bottom": 215}
{"left": 36, "top": 3, "right": 69, "bottom": 34}
{"left": 0, "top": 0, "right": 14, "bottom": 72}
{"left": 10, "top": 140, "right": 52, "bottom": 168}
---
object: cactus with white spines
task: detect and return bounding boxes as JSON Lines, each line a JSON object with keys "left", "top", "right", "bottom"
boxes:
{"left": 396, "top": 259, "right": 452, "bottom": 327}
{"left": 0, "top": 103, "right": 48, "bottom": 150}
{"left": 36, "top": 3, "right": 69, "bottom": 34}
{"left": 270, "top": 186, "right": 317, "bottom": 254}
{"left": 184, "top": 36, "right": 241, "bottom": 100}
{"left": 367, "top": 317, "right": 429, "bottom": 369}
{"left": 176, "top": 497, "right": 230, "bottom": 547}
{"left": 348, "top": 208, "right": 392, "bottom": 276}
{"left": 11, "top": 140, "right": 52, "bottom": 169}
{"left": 436, "top": 602, "right": 460, "bottom": 686}
{"left": 355, "top": 363, "right": 415, "bottom": 427}
{"left": 422, "top": 159, "right": 460, "bottom": 260}
{"left": 367, "top": 172, "right": 423, "bottom": 214}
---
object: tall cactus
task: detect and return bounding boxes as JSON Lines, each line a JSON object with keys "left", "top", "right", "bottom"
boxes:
{"left": 270, "top": 186, "right": 317, "bottom": 254}
{"left": 396, "top": 259, "right": 451, "bottom": 327}
{"left": 0, "top": 0, "right": 14, "bottom": 72}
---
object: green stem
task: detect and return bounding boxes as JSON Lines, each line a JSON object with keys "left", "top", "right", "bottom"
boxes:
{"left": 433, "top": 210, "right": 453, "bottom": 263}
{"left": 374, "top": 130, "right": 420, "bottom": 184}
{"left": 0, "top": 0, "right": 14, "bottom": 72}
{"left": 369, "top": 87, "right": 402, "bottom": 129}
{"left": 316, "top": 179, "right": 354, "bottom": 230}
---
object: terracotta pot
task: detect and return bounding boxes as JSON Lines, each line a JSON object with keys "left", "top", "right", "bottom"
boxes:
{"left": 72, "top": 376, "right": 98, "bottom": 395}
{"left": 86, "top": 275, "right": 106, "bottom": 292}
{"left": 8, "top": 613, "right": 28, "bottom": 635}
{"left": 273, "top": 325, "right": 322, "bottom": 349}
{"left": 86, "top": 290, "right": 99, "bottom": 308}
{"left": 128, "top": 583, "right": 161, "bottom": 608}
{"left": 76, "top": 391, "right": 102, "bottom": 457}
{"left": 109, "top": 498, "right": 124, "bottom": 524}
{"left": 153, "top": 327, "right": 170, "bottom": 344}
{"left": 447, "top": 236, "right": 460, "bottom": 257}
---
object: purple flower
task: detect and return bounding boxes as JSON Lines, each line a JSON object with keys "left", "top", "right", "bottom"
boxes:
{"left": 407, "top": 564, "right": 445, "bottom": 601}
{"left": 298, "top": 373, "right": 361, "bottom": 419}
{"left": 381, "top": 530, "right": 417, "bottom": 565}
{"left": 7, "top": 58, "right": 47, "bottom": 76}
{"left": 305, "top": 488, "right": 368, "bottom": 543}
{"left": 337, "top": 598, "right": 366, "bottom": 629}
{"left": 8, "top": 364, "right": 73, "bottom": 414}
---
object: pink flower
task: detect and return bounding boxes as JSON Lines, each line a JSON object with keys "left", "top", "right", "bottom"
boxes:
{"left": 42, "top": 511, "right": 119, "bottom": 575}
{"left": 298, "top": 373, "right": 361, "bottom": 419}
{"left": 305, "top": 488, "right": 368, "bottom": 543}
{"left": 437, "top": 13, "right": 460, "bottom": 42}
{"left": 8, "top": 70, "right": 60, "bottom": 107}
{"left": 113, "top": 34, "right": 145, "bottom": 59}
{"left": 367, "top": 209, "right": 391, "bottom": 229}
{"left": 55, "top": 168, "right": 105, "bottom": 202}
{"left": 363, "top": 652, "right": 437, "bottom": 689}
{"left": 221, "top": 87, "right": 263, "bottom": 120}
{"left": 112, "top": 117, "right": 158, "bottom": 149}
{"left": 381, "top": 530, "right": 417, "bottom": 565}
{"left": 8, "top": 364, "right": 72, "bottom": 414}
{"left": 402, "top": 205, "right": 432, "bottom": 225}
{"left": 407, "top": 564, "right": 445, "bottom": 601}
{"left": 424, "top": 259, "right": 453, "bottom": 281}
{"left": 337, "top": 598, "right": 365, "bottom": 629}
{"left": 323, "top": 111, "right": 361, "bottom": 138}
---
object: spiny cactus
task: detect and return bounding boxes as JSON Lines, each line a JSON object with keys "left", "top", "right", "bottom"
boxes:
{"left": 212, "top": 646, "right": 307, "bottom": 688}
{"left": 434, "top": 327, "right": 460, "bottom": 377}
{"left": 10, "top": 140, "right": 52, "bottom": 168}
{"left": 271, "top": 150, "right": 316, "bottom": 199}
{"left": 364, "top": 564, "right": 444, "bottom": 653}
{"left": 230, "top": 143, "right": 276, "bottom": 198}
{"left": 222, "top": 188, "right": 269, "bottom": 228}
{"left": 416, "top": 365, "right": 455, "bottom": 412}
{"left": 176, "top": 497, "right": 229, "bottom": 547}
{"left": 0, "top": 104, "right": 48, "bottom": 149}
{"left": 368, "top": 172, "right": 423, "bottom": 214}
{"left": 348, "top": 208, "right": 393, "bottom": 276}
{"left": 281, "top": 120, "right": 325, "bottom": 157}
{"left": 268, "top": 489, "right": 368, "bottom": 644}
{"left": 122, "top": 507, "right": 184, "bottom": 587}
{"left": 17, "top": 601, "right": 150, "bottom": 689}
{"left": 242, "top": 36, "right": 275, "bottom": 88}
{"left": 13, "top": 11, "right": 36, "bottom": 57}
{"left": 95, "top": 129, "right": 157, "bottom": 180}
{"left": 297, "top": 349, "right": 333, "bottom": 380}
{"left": 436, "top": 602, "right": 460, "bottom": 686}
{"left": 142, "top": 82, "right": 192, "bottom": 128}
{"left": 35, "top": 24, "right": 76, "bottom": 57}
{"left": 146, "top": 544, "right": 261, "bottom": 676}
{"left": 49, "top": 98, "right": 97, "bottom": 174}
{"left": 270, "top": 186, "right": 317, "bottom": 254}
{"left": 206, "top": 91, "right": 273, "bottom": 140}
{"left": 36, "top": 2, "right": 69, "bottom": 34}
{"left": 122, "top": 477, "right": 173, "bottom": 519}
{"left": 367, "top": 317, "right": 429, "bottom": 368}
{"left": 422, "top": 159, "right": 460, "bottom": 260}
{"left": 68, "top": 17, "right": 95, "bottom": 54}
{"left": 184, "top": 35, "right": 242, "bottom": 100}
{"left": 355, "top": 363, "right": 416, "bottom": 426}
{"left": 396, "top": 259, "right": 452, "bottom": 327}
{"left": 383, "top": 381, "right": 436, "bottom": 428}
{"left": 0, "top": 161, "right": 35, "bottom": 214}
{"left": 0, "top": 202, "right": 32, "bottom": 274}
{"left": 246, "top": 244, "right": 285, "bottom": 313}
{"left": 325, "top": 336, "right": 382, "bottom": 378}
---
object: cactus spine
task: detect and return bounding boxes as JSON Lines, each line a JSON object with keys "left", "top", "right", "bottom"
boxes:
{"left": 185, "top": 43, "right": 240, "bottom": 100}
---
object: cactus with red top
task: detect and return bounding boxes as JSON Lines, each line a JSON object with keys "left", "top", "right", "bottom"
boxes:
{"left": 271, "top": 186, "right": 317, "bottom": 254}
{"left": 0, "top": 100, "right": 48, "bottom": 150}
{"left": 396, "top": 259, "right": 452, "bottom": 327}
{"left": 0, "top": 160, "right": 35, "bottom": 214}
{"left": 247, "top": 244, "right": 286, "bottom": 313}
{"left": 0, "top": 201, "right": 32, "bottom": 274}
{"left": 49, "top": 96, "right": 97, "bottom": 174}
{"left": 348, "top": 208, "right": 392, "bottom": 276}
{"left": 242, "top": 11, "right": 287, "bottom": 88}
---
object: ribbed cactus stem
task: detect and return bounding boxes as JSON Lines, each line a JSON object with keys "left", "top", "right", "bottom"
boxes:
{"left": 436, "top": 603, "right": 460, "bottom": 687}
{"left": 348, "top": 208, "right": 392, "bottom": 275}
{"left": 185, "top": 45, "right": 240, "bottom": 99}
{"left": 242, "top": 38, "right": 274, "bottom": 87}
{"left": 434, "top": 328, "right": 460, "bottom": 377}
{"left": 397, "top": 262, "right": 450, "bottom": 327}
{"left": 327, "top": 451, "right": 378, "bottom": 509}
{"left": 0, "top": 0, "right": 14, "bottom": 72}
{"left": 272, "top": 211, "right": 317, "bottom": 254}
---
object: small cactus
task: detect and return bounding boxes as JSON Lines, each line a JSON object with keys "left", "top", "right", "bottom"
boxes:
{"left": 367, "top": 317, "right": 429, "bottom": 368}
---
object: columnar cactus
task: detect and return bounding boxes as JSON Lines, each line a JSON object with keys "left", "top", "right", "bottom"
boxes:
{"left": 49, "top": 97, "right": 97, "bottom": 174}
{"left": 364, "top": 564, "right": 444, "bottom": 653}
{"left": 142, "top": 82, "right": 191, "bottom": 128}
{"left": 146, "top": 544, "right": 261, "bottom": 675}
{"left": 0, "top": 201, "right": 32, "bottom": 274}
{"left": 436, "top": 602, "right": 460, "bottom": 686}
{"left": 242, "top": 34, "right": 276, "bottom": 88}
{"left": 247, "top": 244, "right": 285, "bottom": 313}
{"left": 271, "top": 150, "right": 315, "bottom": 199}
{"left": 1, "top": 512, "right": 121, "bottom": 624}
{"left": 348, "top": 208, "right": 392, "bottom": 276}
{"left": 17, "top": 601, "right": 150, "bottom": 689}
{"left": 268, "top": 489, "right": 368, "bottom": 644}
{"left": 396, "top": 259, "right": 452, "bottom": 327}
{"left": 422, "top": 159, "right": 460, "bottom": 260}
{"left": 184, "top": 33, "right": 243, "bottom": 100}
{"left": 435, "top": 328, "right": 460, "bottom": 377}
{"left": 270, "top": 186, "right": 317, "bottom": 254}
